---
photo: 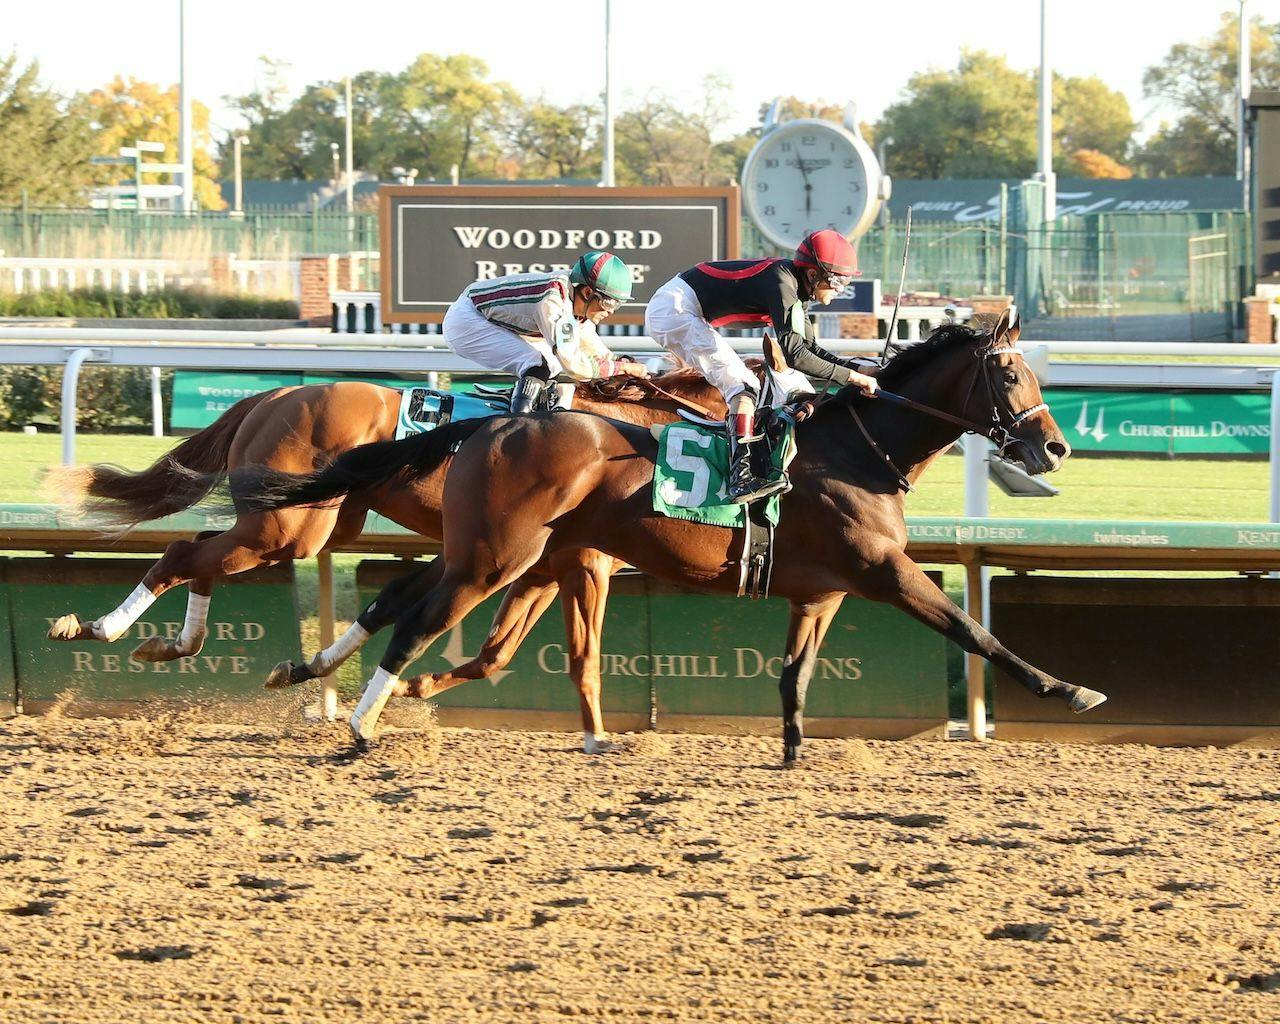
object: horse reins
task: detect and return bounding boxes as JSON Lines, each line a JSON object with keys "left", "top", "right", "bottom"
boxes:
{"left": 641, "top": 379, "right": 719, "bottom": 421}
{"left": 848, "top": 344, "right": 1049, "bottom": 493}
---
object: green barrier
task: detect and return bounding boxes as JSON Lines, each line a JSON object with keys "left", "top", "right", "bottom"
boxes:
{"left": 8, "top": 558, "right": 299, "bottom": 703}
{"left": 1044, "top": 388, "right": 1271, "bottom": 455}
{"left": 0, "top": 560, "right": 14, "bottom": 712}
{"left": 355, "top": 563, "right": 947, "bottom": 736}
{"left": 355, "top": 561, "right": 651, "bottom": 725}
{"left": 170, "top": 371, "right": 301, "bottom": 429}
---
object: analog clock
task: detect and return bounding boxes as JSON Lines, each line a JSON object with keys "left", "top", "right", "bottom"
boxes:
{"left": 741, "top": 111, "right": 889, "bottom": 250}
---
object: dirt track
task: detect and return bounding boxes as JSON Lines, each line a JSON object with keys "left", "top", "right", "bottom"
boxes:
{"left": 2, "top": 697, "right": 1279, "bottom": 1024}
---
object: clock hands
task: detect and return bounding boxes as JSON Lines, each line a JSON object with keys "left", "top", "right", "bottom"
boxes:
{"left": 796, "top": 154, "right": 813, "bottom": 216}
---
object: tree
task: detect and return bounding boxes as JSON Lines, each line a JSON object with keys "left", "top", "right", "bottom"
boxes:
{"left": 83, "top": 76, "right": 225, "bottom": 210}
{"left": 1066, "top": 149, "right": 1132, "bottom": 179}
{"left": 504, "top": 100, "right": 599, "bottom": 180}
{"left": 0, "top": 54, "right": 95, "bottom": 205}
{"left": 1136, "top": 11, "right": 1280, "bottom": 176}
{"left": 873, "top": 51, "right": 1133, "bottom": 179}
{"left": 615, "top": 75, "right": 750, "bottom": 187}
{"left": 226, "top": 54, "right": 516, "bottom": 184}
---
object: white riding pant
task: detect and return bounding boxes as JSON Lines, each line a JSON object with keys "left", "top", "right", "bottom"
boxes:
{"left": 443, "top": 296, "right": 564, "bottom": 378}
{"left": 645, "top": 276, "right": 759, "bottom": 403}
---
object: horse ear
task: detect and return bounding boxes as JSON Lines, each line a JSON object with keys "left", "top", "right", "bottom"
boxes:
{"left": 1006, "top": 306, "right": 1021, "bottom": 345}
{"left": 762, "top": 332, "right": 789, "bottom": 374}
{"left": 992, "top": 307, "right": 1012, "bottom": 343}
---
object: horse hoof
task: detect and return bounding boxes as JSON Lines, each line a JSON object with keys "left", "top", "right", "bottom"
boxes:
{"left": 1070, "top": 686, "right": 1108, "bottom": 714}
{"left": 48, "top": 614, "right": 87, "bottom": 642}
{"left": 130, "top": 637, "right": 175, "bottom": 663}
{"left": 264, "top": 660, "right": 304, "bottom": 690}
{"left": 583, "top": 733, "right": 612, "bottom": 755}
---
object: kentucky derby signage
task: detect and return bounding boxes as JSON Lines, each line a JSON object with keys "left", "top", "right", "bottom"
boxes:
{"left": 379, "top": 185, "right": 739, "bottom": 324}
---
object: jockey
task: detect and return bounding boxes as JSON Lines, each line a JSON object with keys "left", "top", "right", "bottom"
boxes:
{"left": 443, "top": 250, "right": 648, "bottom": 413}
{"left": 645, "top": 229, "right": 880, "bottom": 503}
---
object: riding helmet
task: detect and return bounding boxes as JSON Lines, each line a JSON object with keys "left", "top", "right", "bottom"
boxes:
{"left": 570, "top": 250, "right": 633, "bottom": 302}
{"left": 793, "top": 229, "right": 859, "bottom": 278}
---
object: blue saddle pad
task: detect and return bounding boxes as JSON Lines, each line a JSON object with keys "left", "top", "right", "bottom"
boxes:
{"left": 395, "top": 387, "right": 505, "bottom": 439}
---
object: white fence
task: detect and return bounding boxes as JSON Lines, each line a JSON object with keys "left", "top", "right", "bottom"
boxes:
{"left": 0, "top": 256, "right": 300, "bottom": 299}
{"left": 330, "top": 289, "right": 970, "bottom": 340}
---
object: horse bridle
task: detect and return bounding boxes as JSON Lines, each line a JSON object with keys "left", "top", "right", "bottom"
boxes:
{"left": 848, "top": 344, "right": 1049, "bottom": 492}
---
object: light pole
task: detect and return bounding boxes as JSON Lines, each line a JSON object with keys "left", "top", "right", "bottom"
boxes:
{"left": 1239, "top": 0, "right": 1252, "bottom": 208}
{"left": 877, "top": 136, "right": 893, "bottom": 227}
{"left": 233, "top": 136, "right": 249, "bottom": 215}
{"left": 178, "top": 0, "right": 194, "bottom": 213}
{"left": 1037, "top": 0, "right": 1056, "bottom": 221}
{"left": 330, "top": 141, "right": 340, "bottom": 187}
{"left": 344, "top": 77, "right": 354, "bottom": 212}
{"left": 601, "top": 0, "right": 615, "bottom": 187}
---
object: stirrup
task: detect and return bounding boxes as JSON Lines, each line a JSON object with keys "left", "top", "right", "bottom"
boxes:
{"left": 728, "top": 473, "right": 788, "bottom": 505}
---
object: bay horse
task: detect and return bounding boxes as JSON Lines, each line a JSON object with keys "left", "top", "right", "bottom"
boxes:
{"left": 43, "top": 369, "right": 737, "bottom": 752}
{"left": 227, "top": 312, "right": 1107, "bottom": 760}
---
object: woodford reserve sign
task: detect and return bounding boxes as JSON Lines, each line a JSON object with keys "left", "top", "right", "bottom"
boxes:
{"left": 379, "top": 185, "right": 740, "bottom": 324}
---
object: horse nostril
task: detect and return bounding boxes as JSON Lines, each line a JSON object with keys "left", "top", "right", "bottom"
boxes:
{"left": 1046, "top": 440, "right": 1069, "bottom": 461}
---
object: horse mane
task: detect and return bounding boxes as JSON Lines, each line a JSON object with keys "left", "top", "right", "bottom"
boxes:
{"left": 575, "top": 359, "right": 764, "bottom": 405}
{"left": 874, "top": 323, "right": 990, "bottom": 391}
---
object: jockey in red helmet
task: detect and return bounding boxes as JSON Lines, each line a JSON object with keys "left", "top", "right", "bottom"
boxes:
{"left": 646, "top": 229, "right": 878, "bottom": 502}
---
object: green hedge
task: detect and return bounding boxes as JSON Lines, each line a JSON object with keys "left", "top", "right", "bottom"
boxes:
{"left": 0, "top": 287, "right": 299, "bottom": 320}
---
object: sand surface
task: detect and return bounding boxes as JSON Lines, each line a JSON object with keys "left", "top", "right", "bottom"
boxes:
{"left": 2, "top": 697, "right": 1279, "bottom": 1024}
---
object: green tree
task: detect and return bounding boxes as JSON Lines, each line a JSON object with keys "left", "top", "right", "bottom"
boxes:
{"left": 84, "top": 76, "right": 225, "bottom": 210}
{"left": 874, "top": 51, "right": 1133, "bottom": 179}
{"left": 504, "top": 99, "right": 599, "bottom": 180}
{"left": 226, "top": 54, "right": 516, "bottom": 184}
{"left": 1136, "top": 10, "right": 1280, "bottom": 176}
{"left": 0, "top": 54, "right": 95, "bottom": 205}
{"left": 616, "top": 75, "right": 749, "bottom": 186}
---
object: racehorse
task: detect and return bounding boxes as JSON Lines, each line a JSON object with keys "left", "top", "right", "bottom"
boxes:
{"left": 43, "top": 369, "right": 738, "bottom": 752}
{"left": 226, "top": 312, "right": 1107, "bottom": 761}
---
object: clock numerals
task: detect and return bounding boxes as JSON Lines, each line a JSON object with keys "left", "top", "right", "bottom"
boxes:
{"left": 800, "top": 134, "right": 815, "bottom": 146}
{"left": 780, "top": 141, "right": 792, "bottom": 152}
{"left": 764, "top": 158, "right": 778, "bottom": 168}
{"left": 843, "top": 158, "right": 855, "bottom": 169}
{"left": 763, "top": 205, "right": 775, "bottom": 216}
{"left": 755, "top": 182, "right": 769, "bottom": 192}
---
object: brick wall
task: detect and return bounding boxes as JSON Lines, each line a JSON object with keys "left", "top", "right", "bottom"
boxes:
{"left": 299, "top": 255, "right": 333, "bottom": 326}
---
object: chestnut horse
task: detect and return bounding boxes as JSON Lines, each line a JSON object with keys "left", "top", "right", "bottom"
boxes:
{"left": 227, "top": 313, "right": 1107, "bottom": 760}
{"left": 44, "top": 370, "right": 735, "bottom": 752}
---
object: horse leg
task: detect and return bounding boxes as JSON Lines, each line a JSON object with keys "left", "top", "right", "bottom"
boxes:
{"left": 863, "top": 551, "right": 1107, "bottom": 713}
{"left": 348, "top": 543, "right": 551, "bottom": 749}
{"left": 779, "top": 595, "right": 844, "bottom": 764}
{"left": 130, "top": 532, "right": 223, "bottom": 663}
{"left": 398, "top": 571, "right": 560, "bottom": 698}
{"left": 557, "top": 551, "right": 615, "bottom": 755}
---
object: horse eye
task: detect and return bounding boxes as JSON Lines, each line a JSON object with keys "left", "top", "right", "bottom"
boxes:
{"left": 1003, "top": 370, "right": 1018, "bottom": 385}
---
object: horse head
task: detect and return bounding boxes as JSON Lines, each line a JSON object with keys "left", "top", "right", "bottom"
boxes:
{"left": 864, "top": 309, "right": 1070, "bottom": 477}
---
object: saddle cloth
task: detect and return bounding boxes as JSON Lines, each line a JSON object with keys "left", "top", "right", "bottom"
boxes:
{"left": 650, "top": 419, "right": 797, "bottom": 530}
{"left": 394, "top": 386, "right": 506, "bottom": 440}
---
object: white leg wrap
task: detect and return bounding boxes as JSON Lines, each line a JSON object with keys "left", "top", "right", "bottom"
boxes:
{"left": 349, "top": 667, "right": 399, "bottom": 742}
{"left": 175, "top": 592, "right": 211, "bottom": 651}
{"left": 93, "top": 584, "right": 157, "bottom": 642}
{"left": 309, "top": 622, "right": 371, "bottom": 676}
{"left": 583, "top": 731, "right": 612, "bottom": 755}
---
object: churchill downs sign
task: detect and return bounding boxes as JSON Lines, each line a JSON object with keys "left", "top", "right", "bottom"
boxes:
{"left": 379, "top": 185, "right": 740, "bottom": 324}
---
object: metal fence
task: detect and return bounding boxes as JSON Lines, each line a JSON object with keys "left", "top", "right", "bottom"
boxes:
{"left": 0, "top": 201, "right": 1253, "bottom": 337}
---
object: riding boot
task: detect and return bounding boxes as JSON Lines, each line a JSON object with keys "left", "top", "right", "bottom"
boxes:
{"left": 509, "top": 370, "right": 548, "bottom": 414}
{"left": 726, "top": 418, "right": 788, "bottom": 504}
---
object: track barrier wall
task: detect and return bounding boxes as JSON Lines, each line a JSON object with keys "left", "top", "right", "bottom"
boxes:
{"left": 992, "top": 575, "right": 1280, "bottom": 745}
{"left": 5, "top": 557, "right": 298, "bottom": 712}
{"left": 355, "top": 562, "right": 949, "bottom": 739}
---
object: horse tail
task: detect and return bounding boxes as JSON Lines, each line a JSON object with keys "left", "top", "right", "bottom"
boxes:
{"left": 44, "top": 389, "right": 277, "bottom": 528}
{"left": 228, "top": 418, "right": 489, "bottom": 516}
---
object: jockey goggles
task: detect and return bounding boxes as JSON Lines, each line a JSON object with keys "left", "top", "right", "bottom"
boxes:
{"left": 823, "top": 273, "right": 854, "bottom": 292}
{"left": 592, "top": 290, "right": 623, "bottom": 312}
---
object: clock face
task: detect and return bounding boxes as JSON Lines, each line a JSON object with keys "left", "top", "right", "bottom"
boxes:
{"left": 742, "top": 119, "right": 879, "bottom": 250}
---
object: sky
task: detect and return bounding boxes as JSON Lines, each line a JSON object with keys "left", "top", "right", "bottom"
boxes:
{"left": 7, "top": 0, "right": 1277, "bottom": 146}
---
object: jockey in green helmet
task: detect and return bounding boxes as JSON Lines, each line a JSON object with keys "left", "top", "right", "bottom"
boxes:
{"left": 443, "top": 249, "right": 647, "bottom": 413}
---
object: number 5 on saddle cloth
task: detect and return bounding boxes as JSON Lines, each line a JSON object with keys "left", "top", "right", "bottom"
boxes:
{"left": 651, "top": 415, "right": 798, "bottom": 600}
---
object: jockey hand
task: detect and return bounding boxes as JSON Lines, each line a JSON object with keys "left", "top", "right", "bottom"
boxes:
{"left": 616, "top": 358, "right": 650, "bottom": 378}
{"left": 850, "top": 370, "right": 879, "bottom": 397}
{"left": 614, "top": 357, "right": 650, "bottom": 378}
